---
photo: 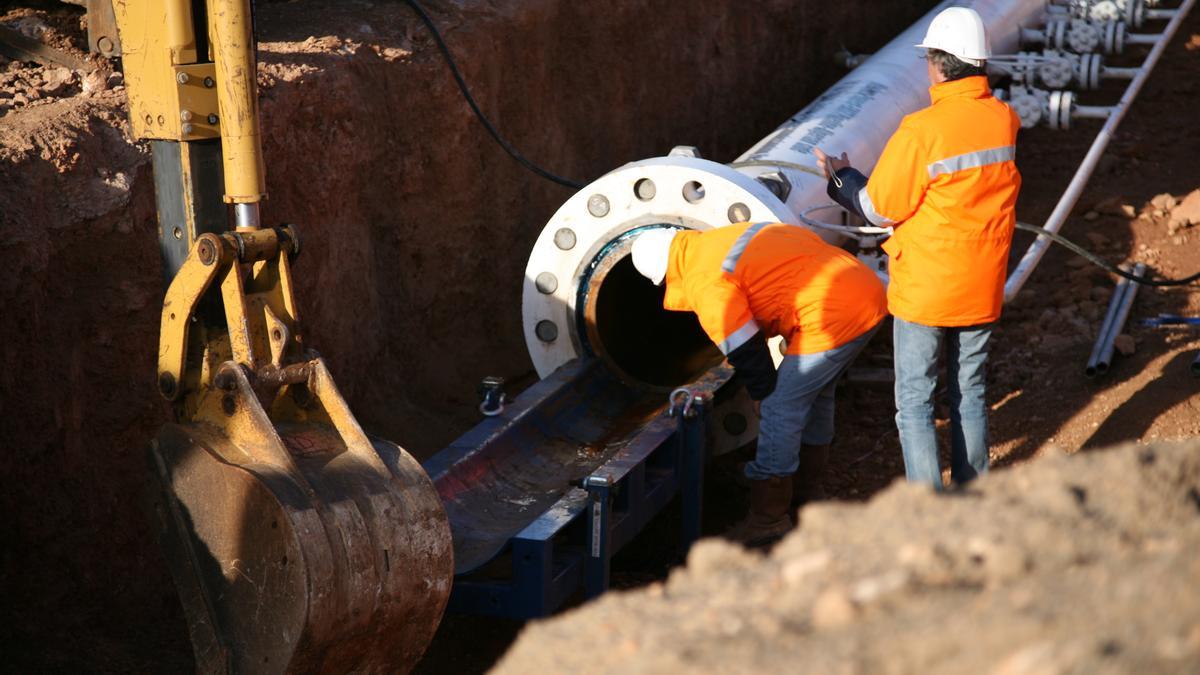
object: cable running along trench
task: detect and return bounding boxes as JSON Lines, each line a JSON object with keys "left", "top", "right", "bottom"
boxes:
{"left": 403, "top": 0, "right": 584, "bottom": 190}
{"left": 1013, "top": 222, "right": 1200, "bottom": 288}
{"left": 801, "top": 206, "right": 1200, "bottom": 288}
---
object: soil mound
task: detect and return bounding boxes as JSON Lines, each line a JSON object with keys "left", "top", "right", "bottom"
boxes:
{"left": 496, "top": 442, "right": 1200, "bottom": 674}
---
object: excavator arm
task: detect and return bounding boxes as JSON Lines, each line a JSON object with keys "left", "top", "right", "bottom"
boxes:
{"left": 112, "top": 2, "right": 453, "bottom": 672}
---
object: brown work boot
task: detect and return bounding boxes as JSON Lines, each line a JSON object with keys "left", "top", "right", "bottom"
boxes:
{"left": 725, "top": 475, "right": 794, "bottom": 546}
{"left": 793, "top": 443, "right": 830, "bottom": 507}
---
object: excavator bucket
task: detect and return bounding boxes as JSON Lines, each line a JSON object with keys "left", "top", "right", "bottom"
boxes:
{"left": 113, "top": 1, "right": 454, "bottom": 669}
{"left": 147, "top": 358, "right": 452, "bottom": 674}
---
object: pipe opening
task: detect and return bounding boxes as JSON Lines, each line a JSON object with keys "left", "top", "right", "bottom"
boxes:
{"left": 582, "top": 236, "right": 722, "bottom": 389}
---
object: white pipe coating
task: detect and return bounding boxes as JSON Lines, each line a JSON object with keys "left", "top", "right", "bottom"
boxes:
{"left": 1003, "top": 0, "right": 1195, "bottom": 303}
{"left": 729, "top": 0, "right": 1046, "bottom": 227}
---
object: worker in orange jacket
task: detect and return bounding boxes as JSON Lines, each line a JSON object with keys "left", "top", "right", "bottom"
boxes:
{"left": 631, "top": 223, "right": 886, "bottom": 544}
{"left": 817, "top": 7, "right": 1022, "bottom": 487}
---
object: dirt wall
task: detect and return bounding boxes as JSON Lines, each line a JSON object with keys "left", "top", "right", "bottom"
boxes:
{"left": 0, "top": 0, "right": 937, "bottom": 660}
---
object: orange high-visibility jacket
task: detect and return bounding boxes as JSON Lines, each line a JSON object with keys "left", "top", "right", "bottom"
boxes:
{"left": 663, "top": 223, "right": 887, "bottom": 358}
{"left": 844, "top": 76, "right": 1022, "bottom": 326}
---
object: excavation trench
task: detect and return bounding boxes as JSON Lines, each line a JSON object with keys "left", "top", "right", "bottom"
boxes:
{"left": 0, "top": 0, "right": 941, "bottom": 667}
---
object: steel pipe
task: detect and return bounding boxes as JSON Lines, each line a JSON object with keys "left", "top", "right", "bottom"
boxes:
{"left": 525, "top": 0, "right": 1046, "bottom": 388}
{"left": 1126, "top": 31, "right": 1166, "bottom": 43}
{"left": 1004, "top": 0, "right": 1196, "bottom": 303}
{"left": 1086, "top": 268, "right": 1132, "bottom": 376}
{"left": 1086, "top": 263, "right": 1146, "bottom": 376}
{"left": 1146, "top": 8, "right": 1181, "bottom": 19}
{"left": 1103, "top": 65, "right": 1142, "bottom": 78}
{"left": 1074, "top": 104, "right": 1117, "bottom": 119}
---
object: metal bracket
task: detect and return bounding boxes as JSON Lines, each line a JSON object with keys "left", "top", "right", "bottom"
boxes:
{"left": 583, "top": 474, "right": 613, "bottom": 598}
{"left": 478, "top": 376, "right": 507, "bottom": 416}
{"left": 675, "top": 394, "right": 707, "bottom": 550}
{"left": 756, "top": 170, "right": 792, "bottom": 202}
{"left": 86, "top": 0, "right": 122, "bottom": 57}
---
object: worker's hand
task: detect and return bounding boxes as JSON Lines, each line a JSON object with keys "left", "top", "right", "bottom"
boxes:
{"left": 752, "top": 400, "right": 762, "bottom": 418}
{"left": 814, "top": 148, "right": 851, "bottom": 179}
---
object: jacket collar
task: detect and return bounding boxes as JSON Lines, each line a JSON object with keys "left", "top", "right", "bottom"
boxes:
{"left": 929, "top": 75, "right": 990, "bottom": 105}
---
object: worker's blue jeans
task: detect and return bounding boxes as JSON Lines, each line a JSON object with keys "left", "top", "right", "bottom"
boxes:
{"left": 744, "top": 326, "right": 878, "bottom": 480}
{"left": 893, "top": 317, "right": 993, "bottom": 488}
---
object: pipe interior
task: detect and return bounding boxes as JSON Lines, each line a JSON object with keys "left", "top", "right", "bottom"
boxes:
{"left": 588, "top": 254, "right": 722, "bottom": 388}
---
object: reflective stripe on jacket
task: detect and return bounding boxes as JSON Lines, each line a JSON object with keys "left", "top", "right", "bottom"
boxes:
{"left": 862, "top": 76, "right": 1022, "bottom": 327}
{"left": 662, "top": 223, "right": 887, "bottom": 356}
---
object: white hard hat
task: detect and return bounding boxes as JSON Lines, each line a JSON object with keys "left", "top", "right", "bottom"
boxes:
{"left": 916, "top": 6, "right": 990, "bottom": 66}
{"left": 630, "top": 228, "right": 678, "bottom": 286}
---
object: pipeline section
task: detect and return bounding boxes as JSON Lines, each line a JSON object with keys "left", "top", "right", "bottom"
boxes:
{"left": 730, "top": 0, "right": 1045, "bottom": 228}
{"left": 1086, "top": 263, "right": 1146, "bottom": 376}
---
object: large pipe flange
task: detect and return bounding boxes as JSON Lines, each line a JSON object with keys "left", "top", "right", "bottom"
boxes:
{"left": 522, "top": 156, "right": 791, "bottom": 381}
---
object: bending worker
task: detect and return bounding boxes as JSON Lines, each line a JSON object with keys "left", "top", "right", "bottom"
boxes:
{"left": 816, "top": 6, "right": 1022, "bottom": 487}
{"left": 631, "top": 223, "right": 886, "bottom": 544}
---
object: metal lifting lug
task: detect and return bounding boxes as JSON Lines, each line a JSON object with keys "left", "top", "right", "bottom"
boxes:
{"left": 478, "top": 376, "right": 507, "bottom": 416}
{"left": 756, "top": 170, "right": 792, "bottom": 202}
{"left": 668, "top": 388, "right": 705, "bottom": 418}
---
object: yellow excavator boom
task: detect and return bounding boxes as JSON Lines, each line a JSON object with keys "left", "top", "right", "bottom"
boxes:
{"left": 112, "top": 1, "right": 453, "bottom": 671}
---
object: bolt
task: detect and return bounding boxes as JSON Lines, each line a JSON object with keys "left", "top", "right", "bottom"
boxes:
{"left": 172, "top": 226, "right": 183, "bottom": 240}
{"left": 203, "top": 76, "right": 215, "bottom": 88}
{"left": 214, "top": 367, "right": 239, "bottom": 392}
{"left": 535, "top": 320, "right": 558, "bottom": 342}
{"left": 176, "top": 72, "right": 189, "bottom": 85}
{"left": 553, "top": 228, "right": 576, "bottom": 251}
{"left": 727, "top": 202, "right": 751, "bottom": 223}
{"left": 196, "top": 238, "right": 217, "bottom": 265}
{"left": 180, "top": 110, "right": 193, "bottom": 122}
{"left": 97, "top": 36, "right": 115, "bottom": 55}
{"left": 181, "top": 122, "right": 194, "bottom": 135}
{"left": 280, "top": 223, "right": 302, "bottom": 258}
{"left": 207, "top": 113, "right": 219, "bottom": 125}
{"left": 145, "top": 114, "right": 153, "bottom": 126}
{"left": 535, "top": 272, "right": 558, "bottom": 295}
{"left": 158, "top": 372, "right": 177, "bottom": 399}
{"left": 157, "top": 115, "right": 166, "bottom": 126}
{"left": 634, "top": 178, "right": 657, "bottom": 201}
{"left": 587, "top": 194, "right": 610, "bottom": 218}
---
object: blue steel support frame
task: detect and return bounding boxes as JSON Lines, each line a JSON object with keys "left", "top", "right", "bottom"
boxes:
{"left": 447, "top": 403, "right": 709, "bottom": 619}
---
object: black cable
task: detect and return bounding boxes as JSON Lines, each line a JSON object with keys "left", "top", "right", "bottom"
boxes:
{"left": 1016, "top": 221, "right": 1200, "bottom": 287}
{"left": 402, "top": 0, "right": 585, "bottom": 190}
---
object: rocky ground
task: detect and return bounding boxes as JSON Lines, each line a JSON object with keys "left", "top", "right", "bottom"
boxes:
{"left": 0, "top": 6, "right": 117, "bottom": 115}
{"left": 496, "top": 440, "right": 1200, "bottom": 674}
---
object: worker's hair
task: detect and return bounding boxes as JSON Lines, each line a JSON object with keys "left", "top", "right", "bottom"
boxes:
{"left": 926, "top": 48, "right": 987, "bottom": 81}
